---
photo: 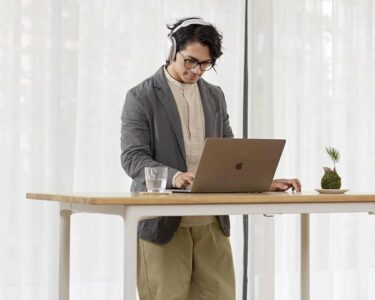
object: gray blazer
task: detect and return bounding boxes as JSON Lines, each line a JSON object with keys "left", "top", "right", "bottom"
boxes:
{"left": 121, "top": 66, "right": 234, "bottom": 244}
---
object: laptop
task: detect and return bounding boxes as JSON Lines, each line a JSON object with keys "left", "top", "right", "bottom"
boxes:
{"left": 172, "top": 138, "right": 286, "bottom": 193}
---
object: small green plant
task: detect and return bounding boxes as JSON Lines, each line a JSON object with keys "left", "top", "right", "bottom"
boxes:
{"left": 321, "top": 147, "right": 341, "bottom": 189}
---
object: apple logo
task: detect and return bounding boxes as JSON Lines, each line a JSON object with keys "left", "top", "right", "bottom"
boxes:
{"left": 235, "top": 161, "right": 243, "bottom": 170}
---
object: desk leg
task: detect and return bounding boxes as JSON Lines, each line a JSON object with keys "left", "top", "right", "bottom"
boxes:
{"left": 301, "top": 214, "right": 310, "bottom": 300}
{"left": 59, "top": 210, "right": 72, "bottom": 300}
{"left": 123, "top": 215, "right": 138, "bottom": 300}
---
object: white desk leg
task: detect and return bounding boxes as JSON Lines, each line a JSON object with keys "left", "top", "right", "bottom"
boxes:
{"left": 59, "top": 210, "right": 72, "bottom": 300}
{"left": 301, "top": 214, "right": 310, "bottom": 300}
{"left": 123, "top": 213, "right": 138, "bottom": 300}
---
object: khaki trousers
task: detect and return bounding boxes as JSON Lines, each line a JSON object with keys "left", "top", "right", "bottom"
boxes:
{"left": 137, "top": 220, "right": 235, "bottom": 300}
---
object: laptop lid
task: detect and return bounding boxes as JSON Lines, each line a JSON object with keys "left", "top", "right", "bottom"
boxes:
{"left": 189, "top": 138, "right": 286, "bottom": 193}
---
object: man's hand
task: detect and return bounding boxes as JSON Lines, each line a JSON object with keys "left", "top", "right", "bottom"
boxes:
{"left": 175, "top": 172, "right": 195, "bottom": 189}
{"left": 270, "top": 178, "right": 302, "bottom": 192}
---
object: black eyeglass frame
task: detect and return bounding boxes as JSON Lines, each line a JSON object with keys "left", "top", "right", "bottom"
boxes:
{"left": 179, "top": 53, "right": 214, "bottom": 71}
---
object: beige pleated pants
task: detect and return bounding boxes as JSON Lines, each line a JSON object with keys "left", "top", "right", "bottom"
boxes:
{"left": 137, "top": 220, "right": 236, "bottom": 300}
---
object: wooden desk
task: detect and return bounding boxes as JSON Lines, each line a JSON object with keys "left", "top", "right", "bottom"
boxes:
{"left": 27, "top": 192, "right": 375, "bottom": 300}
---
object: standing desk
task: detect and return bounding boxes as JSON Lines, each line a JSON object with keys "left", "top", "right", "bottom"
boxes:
{"left": 26, "top": 192, "right": 375, "bottom": 300}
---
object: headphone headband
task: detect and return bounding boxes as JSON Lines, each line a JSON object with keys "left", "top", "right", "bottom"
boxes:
{"left": 169, "top": 18, "right": 212, "bottom": 37}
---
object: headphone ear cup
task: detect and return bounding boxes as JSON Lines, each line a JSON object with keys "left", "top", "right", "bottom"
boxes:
{"left": 166, "top": 36, "right": 177, "bottom": 62}
{"left": 165, "top": 17, "right": 211, "bottom": 63}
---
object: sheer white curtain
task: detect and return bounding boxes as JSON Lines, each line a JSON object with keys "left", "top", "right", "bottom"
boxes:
{"left": 0, "top": 0, "right": 246, "bottom": 299}
{"left": 249, "top": 0, "right": 375, "bottom": 299}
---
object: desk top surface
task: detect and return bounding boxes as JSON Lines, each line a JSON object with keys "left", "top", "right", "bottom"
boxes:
{"left": 26, "top": 191, "right": 375, "bottom": 205}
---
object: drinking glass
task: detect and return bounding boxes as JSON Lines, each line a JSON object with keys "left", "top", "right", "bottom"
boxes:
{"left": 144, "top": 166, "right": 168, "bottom": 192}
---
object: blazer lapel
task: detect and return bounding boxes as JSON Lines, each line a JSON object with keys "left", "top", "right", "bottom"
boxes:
{"left": 153, "top": 68, "right": 186, "bottom": 159}
{"left": 197, "top": 79, "right": 214, "bottom": 138}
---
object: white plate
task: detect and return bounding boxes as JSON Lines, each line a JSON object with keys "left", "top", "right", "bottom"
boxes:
{"left": 315, "top": 189, "right": 349, "bottom": 194}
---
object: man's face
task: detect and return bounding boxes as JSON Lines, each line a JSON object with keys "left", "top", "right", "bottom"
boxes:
{"left": 167, "top": 42, "right": 212, "bottom": 84}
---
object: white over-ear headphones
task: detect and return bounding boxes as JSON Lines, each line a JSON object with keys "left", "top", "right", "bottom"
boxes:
{"left": 166, "top": 17, "right": 211, "bottom": 63}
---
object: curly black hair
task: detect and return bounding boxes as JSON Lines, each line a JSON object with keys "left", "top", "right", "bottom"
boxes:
{"left": 167, "top": 17, "right": 223, "bottom": 65}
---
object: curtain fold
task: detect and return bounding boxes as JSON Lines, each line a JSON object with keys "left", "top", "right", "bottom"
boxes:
{"left": 0, "top": 1, "right": 245, "bottom": 299}
{"left": 249, "top": 0, "right": 375, "bottom": 299}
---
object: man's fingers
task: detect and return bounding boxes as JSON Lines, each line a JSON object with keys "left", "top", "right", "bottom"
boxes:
{"left": 182, "top": 174, "right": 194, "bottom": 184}
{"left": 176, "top": 172, "right": 195, "bottom": 188}
{"left": 182, "top": 178, "right": 193, "bottom": 186}
{"left": 271, "top": 178, "right": 302, "bottom": 192}
{"left": 280, "top": 183, "right": 289, "bottom": 190}
{"left": 293, "top": 179, "right": 301, "bottom": 191}
{"left": 279, "top": 180, "right": 300, "bottom": 191}
{"left": 292, "top": 183, "right": 300, "bottom": 192}
{"left": 287, "top": 179, "right": 301, "bottom": 192}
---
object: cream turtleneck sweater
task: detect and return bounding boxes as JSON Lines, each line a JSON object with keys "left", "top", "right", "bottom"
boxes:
{"left": 164, "top": 68, "right": 216, "bottom": 227}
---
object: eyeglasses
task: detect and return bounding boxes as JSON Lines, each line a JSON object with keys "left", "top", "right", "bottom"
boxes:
{"left": 179, "top": 53, "right": 214, "bottom": 71}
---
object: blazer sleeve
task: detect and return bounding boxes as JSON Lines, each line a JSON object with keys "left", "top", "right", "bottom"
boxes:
{"left": 120, "top": 89, "right": 179, "bottom": 188}
{"left": 219, "top": 87, "right": 234, "bottom": 138}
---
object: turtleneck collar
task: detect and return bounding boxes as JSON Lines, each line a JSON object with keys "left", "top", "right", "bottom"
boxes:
{"left": 164, "top": 67, "right": 197, "bottom": 90}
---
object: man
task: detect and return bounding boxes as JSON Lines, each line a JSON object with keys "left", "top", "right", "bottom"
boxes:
{"left": 121, "top": 17, "right": 301, "bottom": 300}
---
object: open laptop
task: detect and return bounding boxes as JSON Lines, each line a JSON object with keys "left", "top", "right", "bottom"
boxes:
{"left": 172, "top": 138, "right": 286, "bottom": 193}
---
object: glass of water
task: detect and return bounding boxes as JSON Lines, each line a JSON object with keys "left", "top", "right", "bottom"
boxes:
{"left": 145, "top": 166, "right": 168, "bottom": 192}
